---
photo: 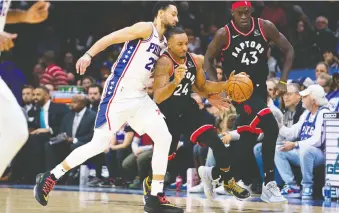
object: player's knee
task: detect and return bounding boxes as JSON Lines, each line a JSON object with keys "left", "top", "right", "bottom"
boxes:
{"left": 196, "top": 128, "right": 219, "bottom": 145}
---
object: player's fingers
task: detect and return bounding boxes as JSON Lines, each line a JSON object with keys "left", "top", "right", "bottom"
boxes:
{"left": 75, "top": 60, "right": 81, "bottom": 74}
{"left": 230, "top": 70, "right": 235, "bottom": 78}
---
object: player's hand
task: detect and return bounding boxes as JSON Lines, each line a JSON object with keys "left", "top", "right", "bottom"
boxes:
{"left": 221, "top": 133, "right": 232, "bottom": 145}
{"left": 276, "top": 81, "right": 287, "bottom": 96}
{"left": 207, "top": 93, "right": 232, "bottom": 110}
{"left": 0, "top": 32, "right": 17, "bottom": 52}
{"left": 24, "top": 1, "right": 50, "bottom": 24}
{"left": 230, "top": 70, "right": 250, "bottom": 79}
{"left": 76, "top": 54, "right": 92, "bottom": 75}
{"left": 174, "top": 64, "right": 187, "bottom": 84}
{"left": 280, "top": 141, "right": 296, "bottom": 152}
{"left": 30, "top": 128, "right": 50, "bottom": 135}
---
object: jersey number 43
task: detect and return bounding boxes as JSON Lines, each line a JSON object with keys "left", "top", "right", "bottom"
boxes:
{"left": 241, "top": 51, "right": 258, "bottom": 65}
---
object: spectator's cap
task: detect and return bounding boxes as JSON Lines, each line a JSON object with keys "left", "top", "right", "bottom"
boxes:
{"left": 299, "top": 84, "right": 328, "bottom": 106}
{"left": 102, "top": 61, "right": 113, "bottom": 70}
{"left": 292, "top": 77, "right": 314, "bottom": 88}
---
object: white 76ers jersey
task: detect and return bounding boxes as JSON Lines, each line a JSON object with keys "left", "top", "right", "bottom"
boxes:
{"left": 109, "top": 22, "right": 167, "bottom": 99}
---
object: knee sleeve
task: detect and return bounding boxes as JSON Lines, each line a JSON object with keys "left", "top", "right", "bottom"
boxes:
{"left": 145, "top": 120, "right": 172, "bottom": 176}
{"left": 65, "top": 124, "right": 113, "bottom": 168}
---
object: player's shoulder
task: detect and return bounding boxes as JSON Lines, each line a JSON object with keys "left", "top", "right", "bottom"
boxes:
{"left": 189, "top": 53, "right": 204, "bottom": 67}
{"left": 153, "top": 54, "right": 173, "bottom": 74}
{"left": 133, "top": 21, "right": 153, "bottom": 29}
{"left": 131, "top": 22, "right": 154, "bottom": 36}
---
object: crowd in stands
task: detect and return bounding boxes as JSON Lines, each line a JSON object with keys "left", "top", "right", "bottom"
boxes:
{"left": 1, "top": 1, "right": 339, "bottom": 200}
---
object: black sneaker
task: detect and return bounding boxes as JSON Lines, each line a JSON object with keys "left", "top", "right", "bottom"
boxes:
{"left": 113, "top": 177, "right": 127, "bottom": 187}
{"left": 98, "top": 178, "right": 115, "bottom": 188}
{"left": 144, "top": 193, "right": 184, "bottom": 213}
{"left": 143, "top": 176, "right": 152, "bottom": 204}
{"left": 33, "top": 172, "right": 57, "bottom": 206}
{"left": 223, "top": 178, "right": 251, "bottom": 200}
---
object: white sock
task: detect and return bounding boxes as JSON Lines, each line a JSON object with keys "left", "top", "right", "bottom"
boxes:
{"left": 51, "top": 164, "right": 67, "bottom": 179}
{"left": 151, "top": 180, "right": 164, "bottom": 196}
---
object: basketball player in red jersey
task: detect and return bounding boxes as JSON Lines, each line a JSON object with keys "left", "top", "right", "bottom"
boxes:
{"left": 203, "top": 1, "right": 294, "bottom": 203}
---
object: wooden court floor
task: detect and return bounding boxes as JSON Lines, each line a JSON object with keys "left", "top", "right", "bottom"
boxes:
{"left": 0, "top": 186, "right": 339, "bottom": 213}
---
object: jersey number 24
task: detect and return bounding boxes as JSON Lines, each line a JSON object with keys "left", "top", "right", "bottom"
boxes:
{"left": 173, "top": 83, "right": 189, "bottom": 96}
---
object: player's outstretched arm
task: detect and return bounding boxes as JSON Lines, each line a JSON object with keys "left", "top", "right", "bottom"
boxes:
{"left": 76, "top": 22, "right": 153, "bottom": 75}
{"left": 204, "top": 27, "right": 227, "bottom": 81}
{"left": 262, "top": 19, "right": 294, "bottom": 94}
{"left": 86, "top": 22, "right": 153, "bottom": 58}
{"left": 153, "top": 56, "right": 182, "bottom": 104}
{"left": 6, "top": 1, "right": 50, "bottom": 24}
{"left": 193, "top": 54, "right": 227, "bottom": 94}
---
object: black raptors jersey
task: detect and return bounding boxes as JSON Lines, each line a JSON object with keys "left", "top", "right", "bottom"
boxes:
{"left": 159, "top": 52, "right": 197, "bottom": 113}
{"left": 221, "top": 17, "right": 269, "bottom": 85}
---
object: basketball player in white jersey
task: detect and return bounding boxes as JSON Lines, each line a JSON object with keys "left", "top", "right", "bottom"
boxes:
{"left": 34, "top": 1, "right": 183, "bottom": 212}
{"left": 0, "top": 0, "right": 50, "bottom": 177}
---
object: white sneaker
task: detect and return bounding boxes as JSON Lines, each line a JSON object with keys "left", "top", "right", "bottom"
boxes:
{"left": 198, "top": 166, "right": 219, "bottom": 200}
{"left": 261, "top": 181, "right": 288, "bottom": 203}
{"left": 216, "top": 185, "right": 228, "bottom": 195}
{"left": 188, "top": 183, "right": 204, "bottom": 193}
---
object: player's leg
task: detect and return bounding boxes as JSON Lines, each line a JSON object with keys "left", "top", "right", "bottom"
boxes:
{"left": 127, "top": 97, "right": 183, "bottom": 213}
{"left": 258, "top": 111, "right": 287, "bottom": 203}
{"left": 187, "top": 103, "right": 250, "bottom": 200}
{"left": 0, "top": 78, "right": 29, "bottom": 177}
{"left": 194, "top": 128, "right": 250, "bottom": 200}
{"left": 34, "top": 100, "right": 128, "bottom": 206}
{"left": 143, "top": 116, "right": 181, "bottom": 194}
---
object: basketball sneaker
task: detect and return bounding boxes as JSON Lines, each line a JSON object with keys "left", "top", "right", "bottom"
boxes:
{"left": 142, "top": 176, "right": 183, "bottom": 212}
{"left": 144, "top": 193, "right": 184, "bottom": 213}
{"left": 33, "top": 171, "right": 57, "bottom": 206}
{"left": 198, "top": 166, "right": 219, "bottom": 200}
{"left": 223, "top": 178, "right": 251, "bottom": 200}
{"left": 261, "top": 181, "right": 287, "bottom": 203}
{"left": 281, "top": 185, "right": 301, "bottom": 198}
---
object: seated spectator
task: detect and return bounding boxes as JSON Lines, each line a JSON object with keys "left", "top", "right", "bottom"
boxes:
{"left": 81, "top": 76, "right": 96, "bottom": 94}
{"left": 87, "top": 85, "right": 102, "bottom": 112}
{"left": 281, "top": 83, "right": 305, "bottom": 127}
{"left": 22, "top": 85, "right": 39, "bottom": 130}
{"left": 323, "top": 50, "right": 339, "bottom": 72}
{"left": 326, "top": 73, "right": 339, "bottom": 112}
{"left": 40, "top": 51, "right": 68, "bottom": 88}
{"left": 315, "top": 61, "right": 329, "bottom": 79}
{"left": 57, "top": 95, "right": 96, "bottom": 183}
{"left": 316, "top": 73, "right": 332, "bottom": 94}
{"left": 266, "top": 79, "right": 280, "bottom": 108}
{"left": 11, "top": 86, "right": 69, "bottom": 183}
{"left": 121, "top": 132, "right": 153, "bottom": 189}
{"left": 275, "top": 84, "right": 329, "bottom": 199}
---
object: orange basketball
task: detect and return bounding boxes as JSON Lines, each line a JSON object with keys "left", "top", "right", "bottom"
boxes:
{"left": 225, "top": 74, "right": 253, "bottom": 102}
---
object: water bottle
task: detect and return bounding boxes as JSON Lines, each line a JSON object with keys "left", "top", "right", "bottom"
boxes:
{"left": 176, "top": 176, "right": 183, "bottom": 192}
{"left": 323, "top": 179, "right": 332, "bottom": 202}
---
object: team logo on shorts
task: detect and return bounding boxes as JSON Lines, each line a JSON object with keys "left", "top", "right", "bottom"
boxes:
{"left": 244, "top": 104, "right": 252, "bottom": 115}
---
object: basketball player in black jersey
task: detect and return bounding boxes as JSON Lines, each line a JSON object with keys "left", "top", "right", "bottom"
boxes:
{"left": 142, "top": 27, "right": 251, "bottom": 206}
{"left": 204, "top": 1, "right": 294, "bottom": 203}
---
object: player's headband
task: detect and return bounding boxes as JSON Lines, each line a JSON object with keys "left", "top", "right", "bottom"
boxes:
{"left": 232, "top": 1, "right": 252, "bottom": 11}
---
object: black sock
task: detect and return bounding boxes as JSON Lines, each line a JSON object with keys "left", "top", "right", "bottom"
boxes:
{"left": 264, "top": 170, "right": 274, "bottom": 185}
{"left": 211, "top": 167, "right": 220, "bottom": 180}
